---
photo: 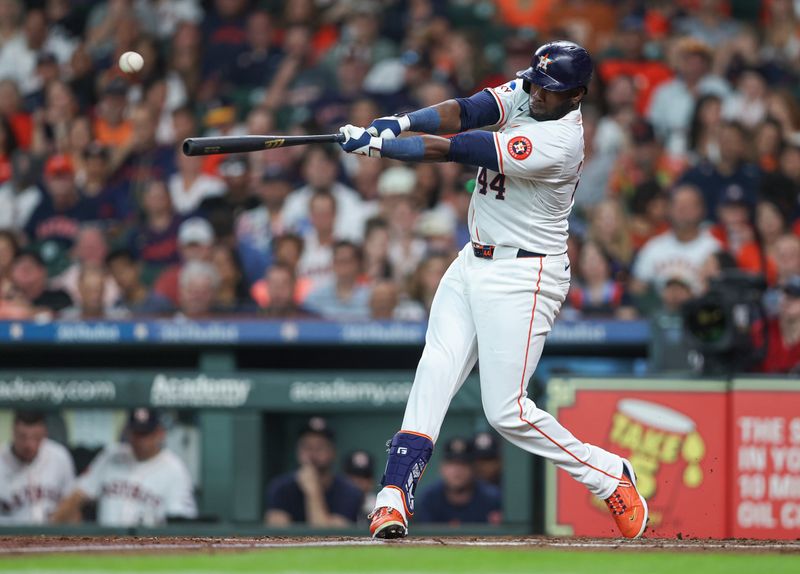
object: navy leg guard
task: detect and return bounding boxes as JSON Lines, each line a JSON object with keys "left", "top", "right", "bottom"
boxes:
{"left": 380, "top": 431, "right": 434, "bottom": 517}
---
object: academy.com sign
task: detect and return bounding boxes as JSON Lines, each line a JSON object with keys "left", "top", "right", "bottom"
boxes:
{"left": 150, "top": 374, "right": 252, "bottom": 407}
{"left": 289, "top": 378, "right": 413, "bottom": 406}
{"left": 0, "top": 376, "right": 116, "bottom": 404}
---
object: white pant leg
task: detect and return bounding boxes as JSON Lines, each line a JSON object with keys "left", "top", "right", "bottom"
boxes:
{"left": 376, "top": 247, "right": 478, "bottom": 515}
{"left": 470, "top": 252, "right": 623, "bottom": 499}
{"left": 400, "top": 246, "right": 479, "bottom": 441}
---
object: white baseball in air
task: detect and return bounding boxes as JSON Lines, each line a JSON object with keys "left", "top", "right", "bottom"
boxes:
{"left": 118, "top": 51, "right": 144, "bottom": 73}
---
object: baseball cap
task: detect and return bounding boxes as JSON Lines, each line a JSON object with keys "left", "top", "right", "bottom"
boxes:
{"left": 471, "top": 432, "right": 500, "bottom": 460}
{"left": 219, "top": 155, "right": 248, "bottom": 178}
{"left": 44, "top": 154, "right": 74, "bottom": 177}
{"left": 718, "top": 184, "right": 751, "bottom": 207}
{"left": 782, "top": 275, "right": 800, "bottom": 297}
{"left": 14, "top": 248, "right": 46, "bottom": 268}
{"left": 36, "top": 51, "right": 58, "bottom": 66}
{"left": 104, "top": 77, "right": 129, "bottom": 97}
{"left": 631, "top": 119, "right": 656, "bottom": 145}
{"left": 178, "top": 217, "right": 215, "bottom": 246}
{"left": 378, "top": 166, "right": 416, "bottom": 197}
{"left": 261, "top": 164, "right": 291, "bottom": 183}
{"left": 298, "top": 416, "right": 335, "bottom": 442}
{"left": 443, "top": 436, "right": 473, "bottom": 463}
{"left": 416, "top": 210, "right": 455, "bottom": 237}
{"left": 83, "top": 143, "right": 109, "bottom": 161}
{"left": 203, "top": 98, "right": 236, "bottom": 127}
{"left": 664, "top": 274, "right": 694, "bottom": 292}
{"left": 343, "top": 449, "right": 374, "bottom": 478}
{"left": 128, "top": 408, "right": 161, "bottom": 434}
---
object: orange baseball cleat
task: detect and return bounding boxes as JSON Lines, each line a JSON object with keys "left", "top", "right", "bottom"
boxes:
{"left": 604, "top": 459, "right": 649, "bottom": 539}
{"left": 369, "top": 507, "right": 408, "bottom": 539}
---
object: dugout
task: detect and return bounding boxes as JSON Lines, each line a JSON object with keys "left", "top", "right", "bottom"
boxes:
{"left": 0, "top": 318, "right": 648, "bottom": 536}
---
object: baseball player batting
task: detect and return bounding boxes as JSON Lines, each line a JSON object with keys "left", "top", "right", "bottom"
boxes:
{"left": 338, "top": 41, "right": 648, "bottom": 540}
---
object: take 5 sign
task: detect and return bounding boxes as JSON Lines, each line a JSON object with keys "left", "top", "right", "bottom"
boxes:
{"left": 731, "top": 380, "right": 800, "bottom": 538}
{"left": 545, "top": 378, "right": 800, "bottom": 539}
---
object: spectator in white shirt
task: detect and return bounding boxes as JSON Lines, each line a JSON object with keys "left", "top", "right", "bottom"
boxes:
{"left": 647, "top": 37, "right": 731, "bottom": 157}
{"left": 168, "top": 149, "right": 226, "bottom": 216}
{"left": 283, "top": 145, "right": 365, "bottom": 241}
{"left": 631, "top": 184, "right": 721, "bottom": 296}
{"left": 0, "top": 150, "right": 42, "bottom": 231}
{"left": 297, "top": 190, "right": 337, "bottom": 289}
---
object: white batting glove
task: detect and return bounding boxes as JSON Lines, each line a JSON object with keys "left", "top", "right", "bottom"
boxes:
{"left": 339, "top": 124, "right": 383, "bottom": 157}
{"left": 367, "top": 115, "right": 411, "bottom": 139}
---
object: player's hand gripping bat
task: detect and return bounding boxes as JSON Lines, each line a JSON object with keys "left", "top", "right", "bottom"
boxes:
{"left": 182, "top": 133, "right": 345, "bottom": 156}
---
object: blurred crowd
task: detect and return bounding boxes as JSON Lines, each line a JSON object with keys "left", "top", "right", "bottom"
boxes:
{"left": 0, "top": 0, "right": 798, "bottom": 337}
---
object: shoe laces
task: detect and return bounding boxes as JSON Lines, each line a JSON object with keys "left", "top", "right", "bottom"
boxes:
{"left": 605, "top": 491, "right": 628, "bottom": 516}
{"left": 368, "top": 507, "right": 390, "bottom": 520}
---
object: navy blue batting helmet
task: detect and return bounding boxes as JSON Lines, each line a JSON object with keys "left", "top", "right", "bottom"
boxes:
{"left": 516, "top": 41, "right": 593, "bottom": 92}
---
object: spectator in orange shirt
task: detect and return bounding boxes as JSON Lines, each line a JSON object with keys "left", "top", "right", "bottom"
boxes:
{"left": 494, "top": 0, "right": 557, "bottom": 31}
{"left": 628, "top": 181, "right": 670, "bottom": 250}
{"left": 598, "top": 16, "right": 674, "bottom": 115}
{"left": 736, "top": 200, "right": 785, "bottom": 285}
{"left": 93, "top": 78, "right": 132, "bottom": 148}
{"left": 0, "top": 79, "right": 33, "bottom": 150}
{"left": 608, "top": 119, "right": 682, "bottom": 203}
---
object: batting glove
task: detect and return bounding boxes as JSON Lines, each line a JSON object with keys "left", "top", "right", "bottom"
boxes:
{"left": 367, "top": 115, "right": 411, "bottom": 139}
{"left": 339, "top": 124, "right": 383, "bottom": 157}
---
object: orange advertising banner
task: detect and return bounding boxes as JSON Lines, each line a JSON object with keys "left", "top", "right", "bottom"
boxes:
{"left": 730, "top": 381, "right": 800, "bottom": 539}
{"left": 545, "top": 379, "right": 729, "bottom": 538}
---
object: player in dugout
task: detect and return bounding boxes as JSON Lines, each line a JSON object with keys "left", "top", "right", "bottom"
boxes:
{"left": 0, "top": 411, "right": 75, "bottom": 524}
{"left": 264, "top": 416, "right": 363, "bottom": 527}
{"left": 51, "top": 408, "right": 197, "bottom": 527}
{"left": 338, "top": 40, "right": 648, "bottom": 540}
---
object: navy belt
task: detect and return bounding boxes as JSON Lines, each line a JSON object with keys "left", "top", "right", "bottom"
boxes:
{"left": 472, "top": 242, "right": 547, "bottom": 260}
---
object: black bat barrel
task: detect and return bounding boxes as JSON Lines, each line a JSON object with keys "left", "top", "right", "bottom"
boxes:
{"left": 182, "top": 134, "right": 345, "bottom": 156}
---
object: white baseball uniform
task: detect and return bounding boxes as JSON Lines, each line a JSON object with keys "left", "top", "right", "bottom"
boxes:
{"left": 0, "top": 438, "right": 75, "bottom": 524}
{"left": 376, "top": 80, "right": 625, "bottom": 515}
{"left": 76, "top": 443, "right": 197, "bottom": 527}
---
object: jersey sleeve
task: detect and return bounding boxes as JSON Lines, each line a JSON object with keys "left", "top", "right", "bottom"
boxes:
{"left": 58, "top": 444, "right": 76, "bottom": 498}
{"left": 492, "top": 125, "right": 564, "bottom": 180}
{"left": 76, "top": 446, "right": 112, "bottom": 500}
{"left": 483, "top": 80, "right": 527, "bottom": 128}
{"left": 165, "top": 458, "right": 198, "bottom": 519}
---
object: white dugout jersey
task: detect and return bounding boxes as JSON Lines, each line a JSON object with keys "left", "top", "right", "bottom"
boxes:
{"left": 77, "top": 443, "right": 197, "bottom": 527}
{"left": 469, "top": 79, "right": 584, "bottom": 255}
{"left": 0, "top": 438, "right": 75, "bottom": 524}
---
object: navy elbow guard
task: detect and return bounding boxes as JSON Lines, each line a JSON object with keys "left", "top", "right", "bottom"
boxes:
{"left": 447, "top": 131, "right": 499, "bottom": 171}
{"left": 380, "top": 431, "right": 434, "bottom": 516}
{"left": 456, "top": 91, "right": 501, "bottom": 130}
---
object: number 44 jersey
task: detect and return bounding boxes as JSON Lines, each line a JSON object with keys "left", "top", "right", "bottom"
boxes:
{"left": 469, "top": 79, "right": 584, "bottom": 256}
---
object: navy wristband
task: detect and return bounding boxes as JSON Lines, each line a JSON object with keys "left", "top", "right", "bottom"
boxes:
{"left": 381, "top": 137, "right": 426, "bottom": 161}
{"left": 407, "top": 107, "right": 441, "bottom": 133}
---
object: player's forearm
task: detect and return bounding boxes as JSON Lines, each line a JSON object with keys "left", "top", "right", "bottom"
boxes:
{"left": 403, "top": 95, "right": 499, "bottom": 134}
{"left": 303, "top": 489, "right": 349, "bottom": 527}
{"left": 380, "top": 132, "right": 499, "bottom": 171}
{"left": 371, "top": 93, "right": 497, "bottom": 139}
{"left": 425, "top": 100, "right": 462, "bottom": 134}
{"left": 49, "top": 490, "right": 88, "bottom": 524}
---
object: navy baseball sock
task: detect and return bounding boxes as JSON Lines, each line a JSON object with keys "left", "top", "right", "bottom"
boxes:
{"left": 380, "top": 431, "right": 434, "bottom": 517}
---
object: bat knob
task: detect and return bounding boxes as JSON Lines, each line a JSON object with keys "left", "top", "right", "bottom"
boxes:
{"left": 182, "top": 139, "right": 197, "bottom": 156}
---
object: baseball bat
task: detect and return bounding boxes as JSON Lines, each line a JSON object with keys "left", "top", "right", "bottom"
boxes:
{"left": 182, "top": 133, "right": 346, "bottom": 156}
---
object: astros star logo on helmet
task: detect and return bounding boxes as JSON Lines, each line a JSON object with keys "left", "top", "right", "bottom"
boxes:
{"left": 537, "top": 53, "right": 553, "bottom": 71}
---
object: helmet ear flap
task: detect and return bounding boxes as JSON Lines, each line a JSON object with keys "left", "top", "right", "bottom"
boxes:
{"left": 522, "top": 80, "right": 531, "bottom": 94}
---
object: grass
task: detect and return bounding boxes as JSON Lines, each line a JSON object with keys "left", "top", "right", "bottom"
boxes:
{"left": 1, "top": 547, "right": 799, "bottom": 574}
